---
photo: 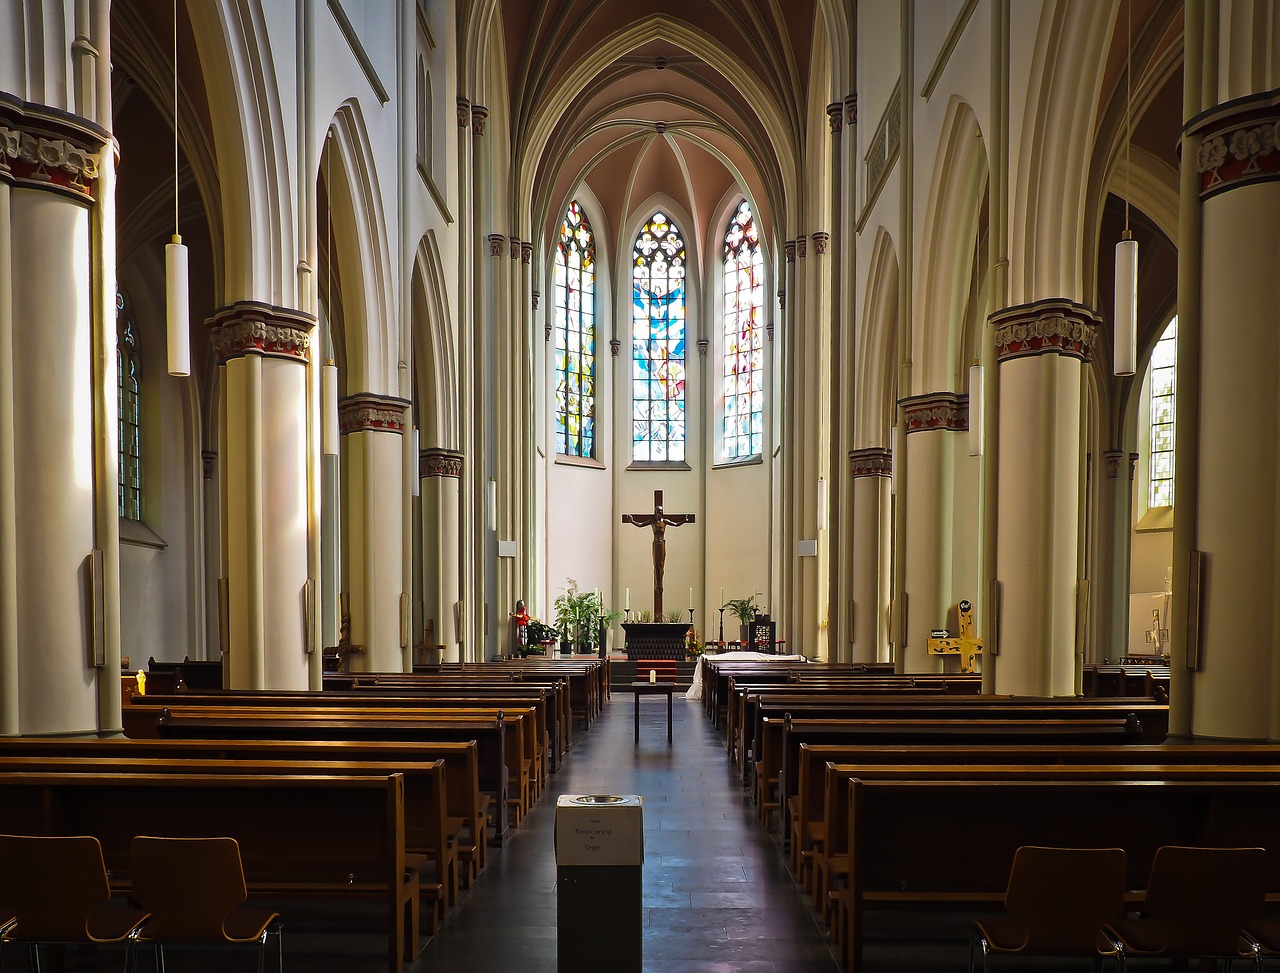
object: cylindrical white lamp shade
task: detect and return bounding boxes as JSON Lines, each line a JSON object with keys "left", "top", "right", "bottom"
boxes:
{"left": 1114, "top": 236, "right": 1138, "bottom": 376}
{"left": 410, "top": 427, "right": 419, "bottom": 497}
{"left": 487, "top": 478, "right": 497, "bottom": 532}
{"left": 165, "top": 236, "right": 190, "bottom": 376}
{"left": 321, "top": 360, "right": 339, "bottom": 455}
{"left": 968, "top": 363, "right": 983, "bottom": 457}
{"left": 816, "top": 477, "right": 828, "bottom": 531}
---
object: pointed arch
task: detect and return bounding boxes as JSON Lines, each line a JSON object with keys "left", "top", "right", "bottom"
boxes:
{"left": 856, "top": 228, "right": 899, "bottom": 448}
{"left": 915, "top": 98, "right": 990, "bottom": 393}
{"left": 411, "top": 231, "right": 459, "bottom": 451}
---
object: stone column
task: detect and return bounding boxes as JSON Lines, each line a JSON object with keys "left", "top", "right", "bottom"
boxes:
{"left": 421, "top": 447, "right": 463, "bottom": 661}
{"left": 0, "top": 103, "right": 110, "bottom": 733}
{"left": 779, "top": 240, "right": 797, "bottom": 646}
{"left": 899, "top": 393, "right": 968, "bottom": 672}
{"left": 339, "top": 393, "right": 410, "bottom": 672}
{"left": 1099, "top": 448, "right": 1134, "bottom": 663}
{"left": 520, "top": 240, "right": 535, "bottom": 602}
{"left": 850, "top": 447, "right": 892, "bottom": 663}
{"left": 990, "top": 300, "right": 1098, "bottom": 695}
{"left": 209, "top": 302, "right": 316, "bottom": 690}
{"left": 1181, "top": 80, "right": 1280, "bottom": 739}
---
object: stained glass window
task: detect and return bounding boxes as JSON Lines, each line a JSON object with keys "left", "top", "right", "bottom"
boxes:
{"left": 554, "top": 201, "right": 596, "bottom": 457}
{"left": 1148, "top": 316, "right": 1176, "bottom": 508}
{"left": 117, "top": 289, "right": 142, "bottom": 521}
{"left": 722, "top": 199, "right": 764, "bottom": 459}
{"left": 632, "top": 211, "right": 686, "bottom": 462}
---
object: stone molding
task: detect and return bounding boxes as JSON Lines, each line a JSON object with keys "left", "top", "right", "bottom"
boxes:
{"left": 827, "top": 102, "right": 844, "bottom": 133}
{"left": 778, "top": 288, "right": 786, "bottom": 311}
{"left": 202, "top": 450, "right": 217, "bottom": 480}
{"left": 487, "top": 233, "right": 506, "bottom": 257}
{"left": 850, "top": 446, "right": 892, "bottom": 477}
{"left": 207, "top": 301, "right": 315, "bottom": 364}
{"left": 533, "top": 290, "right": 541, "bottom": 312}
{"left": 901, "top": 391, "right": 969, "bottom": 433}
{"left": 0, "top": 97, "right": 109, "bottom": 201}
{"left": 421, "top": 447, "right": 464, "bottom": 479}
{"left": 471, "top": 104, "right": 488, "bottom": 136}
{"left": 1128, "top": 452, "right": 1139, "bottom": 481}
{"left": 1189, "top": 89, "right": 1280, "bottom": 198}
{"left": 990, "top": 299, "right": 1099, "bottom": 363}
{"left": 338, "top": 393, "right": 410, "bottom": 435}
{"left": 1103, "top": 449, "right": 1124, "bottom": 479}
{"left": 812, "top": 231, "right": 829, "bottom": 255}
{"left": 610, "top": 336, "right": 621, "bottom": 356}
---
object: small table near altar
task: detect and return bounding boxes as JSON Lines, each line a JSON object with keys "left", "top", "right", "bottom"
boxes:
{"left": 629, "top": 681, "right": 676, "bottom": 743}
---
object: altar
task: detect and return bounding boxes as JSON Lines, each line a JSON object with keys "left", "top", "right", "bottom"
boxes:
{"left": 685, "top": 650, "right": 808, "bottom": 700}
{"left": 622, "top": 621, "right": 691, "bottom": 661}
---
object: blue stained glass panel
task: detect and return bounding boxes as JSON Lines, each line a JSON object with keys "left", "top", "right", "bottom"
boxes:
{"left": 554, "top": 202, "right": 596, "bottom": 457}
{"left": 722, "top": 199, "right": 765, "bottom": 459}
{"left": 631, "top": 212, "right": 687, "bottom": 461}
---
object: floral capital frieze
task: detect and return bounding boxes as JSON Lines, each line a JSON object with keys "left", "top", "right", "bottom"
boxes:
{"left": 850, "top": 447, "right": 892, "bottom": 477}
{"left": 207, "top": 302, "right": 315, "bottom": 364}
{"left": 901, "top": 392, "right": 968, "bottom": 433}
{"left": 784, "top": 241, "right": 796, "bottom": 263}
{"left": 1190, "top": 93, "right": 1280, "bottom": 198}
{"left": 0, "top": 103, "right": 107, "bottom": 200}
{"left": 338, "top": 393, "right": 410, "bottom": 435}
{"left": 521, "top": 242, "right": 533, "bottom": 265}
{"left": 812, "top": 231, "right": 830, "bottom": 255}
{"left": 470, "top": 104, "right": 488, "bottom": 136}
{"left": 487, "top": 233, "right": 506, "bottom": 257}
{"left": 421, "top": 447, "right": 464, "bottom": 479}
{"left": 827, "top": 103, "right": 844, "bottom": 133}
{"left": 456, "top": 98, "right": 470, "bottom": 128}
{"left": 991, "top": 299, "right": 1099, "bottom": 363}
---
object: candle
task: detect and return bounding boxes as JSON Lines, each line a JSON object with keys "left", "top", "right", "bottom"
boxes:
{"left": 689, "top": 587, "right": 694, "bottom": 609}
{"left": 625, "top": 588, "right": 630, "bottom": 609}
{"left": 649, "top": 669, "right": 656, "bottom": 684}
{"left": 719, "top": 587, "right": 724, "bottom": 606}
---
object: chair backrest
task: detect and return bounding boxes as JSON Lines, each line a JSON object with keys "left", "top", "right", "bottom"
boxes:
{"left": 1142, "top": 845, "right": 1268, "bottom": 953}
{"left": 130, "top": 836, "right": 249, "bottom": 941}
{"left": 0, "top": 834, "right": 113, "bottom": 941}
{"left": 1004, "top": 845, "right": 1127, "bottom": 952}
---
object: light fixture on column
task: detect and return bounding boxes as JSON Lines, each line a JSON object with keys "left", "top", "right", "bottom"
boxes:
{"left": 165, "top": 0, "right": 190, "bottom": 377}
{"left": 968, "top": 360, "right": 983, "bottom": 456}
{"left": 322, "top": 359, "right": 338, "bottom": 455}
{"left": 487, "top": 477, "right": 497, "bottom": 532}
{"left": 817, "top": 477, "right": 828, "bottom": 531}
{"left": 1113, "top": 0, "right": 1138, "bottom": 377}
{"left": 410, "top": 427, "right": 420, "bottom": 498}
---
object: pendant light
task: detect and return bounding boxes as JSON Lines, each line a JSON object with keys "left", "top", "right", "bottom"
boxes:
{"left": 321, "top": 131, "right": 340, "bottom": 456}
{"left": 968, "top": 360, "right": 983, "bottom": 456}
{"left": 1113, "top": 0, "right": 1137, "bottom": 376}
{"left": 165, "top": 0, "right": 190, "bottom": 377}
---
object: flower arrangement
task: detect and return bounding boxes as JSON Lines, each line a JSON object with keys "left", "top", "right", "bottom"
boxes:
{"left": 526, "top": 619, "right": 560, "bottom": 646}
{"left": 686, "top": 628, "right": 704, "bottom": 659}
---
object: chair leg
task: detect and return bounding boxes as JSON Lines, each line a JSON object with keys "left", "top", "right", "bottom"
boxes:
{"left": 28, "top": 944, "right": 38, "bottom": 973}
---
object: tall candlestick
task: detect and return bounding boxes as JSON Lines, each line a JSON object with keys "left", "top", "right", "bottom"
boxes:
{"left": 625, "top": 588, "right": 630, "bottom": 609}
{"left": 689, "top": 587, "right": 694, "bottom": 609}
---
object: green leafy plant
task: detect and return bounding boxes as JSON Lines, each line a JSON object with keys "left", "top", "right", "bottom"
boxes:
{"left": 664, "top": 610, "right": 686, "bottom": 623}
{"left": 553, "top": 579, "right": 623, "bottom": 649}
{"left": 526, "top": 619, "right": 560, "bottom": 644}
{"left": 722, "top": 593, "right": 764, "bottom": 625}
{"left": 635, "top": 609, "right": 652, "bottom": 623}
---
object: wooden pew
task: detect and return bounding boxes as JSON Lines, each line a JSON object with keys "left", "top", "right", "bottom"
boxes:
{"left": 835, "top": 772, "right": 1280, "bottom": 973}
{"left": 0, "top": 770, "right": 418, "bottom": 972}
{"left": 0, "top": 735, "right": 491, "bottom": 881}
{"left": 124, "top": 706, "right": 518, "bottom": 843}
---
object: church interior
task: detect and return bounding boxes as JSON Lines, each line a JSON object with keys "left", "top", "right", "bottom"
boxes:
{"left": 3, "top": 0, "right": 1280, "bottom": 970}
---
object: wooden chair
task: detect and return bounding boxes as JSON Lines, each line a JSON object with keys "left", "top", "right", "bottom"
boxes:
{"left": 1102, "top": 845, "right": 1268, "bottom": 972}
{"left": 0, "top": 834, "right": 149, "bottom": 972}
{"left": 129, "top": 836, "right": 283, "bottom": 973}
{"left": 970, "top": 845, "right": 1127, "bottom": 973}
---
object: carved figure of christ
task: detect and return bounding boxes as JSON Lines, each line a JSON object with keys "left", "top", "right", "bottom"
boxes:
{"left": 622, "top": 489, "right": 696, "bottom": 618}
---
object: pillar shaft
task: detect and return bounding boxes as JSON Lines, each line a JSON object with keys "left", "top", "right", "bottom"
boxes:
{"left": 421, "top": 447, "right": 463, "bottom": 662}
{"left": 850, "top": 448, "right": 892, "bottom": 664}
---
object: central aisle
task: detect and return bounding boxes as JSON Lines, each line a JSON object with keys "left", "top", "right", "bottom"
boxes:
{"left": 414, "top": 692, "right": 842, "bottom": 973}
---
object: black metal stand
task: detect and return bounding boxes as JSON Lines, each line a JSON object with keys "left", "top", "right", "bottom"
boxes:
{"left": 688, "top": 608, "right": 695, "bottom": 628}
{"left": 718, "top": 608, "right": 725, "bottom": 645}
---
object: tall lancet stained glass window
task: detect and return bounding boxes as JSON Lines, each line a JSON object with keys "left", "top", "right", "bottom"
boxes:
{"left": 632, "top": 212, "right": 687, "bottom": 462}
{"left": 1149, "top": 316, "right": 1177, "bottom": 508}
{"left": 722, "top": 199, "right": 764, "bottom": 458}
{"left": 116, "top": 289, "right": 142, "bottom": 521}
{"left": 554, "top": 202, "right": 596, "bottom": 457}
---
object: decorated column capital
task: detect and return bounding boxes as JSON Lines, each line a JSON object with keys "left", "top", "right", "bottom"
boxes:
{"left": 338, "top": 393, "right": 410, "bottom": 435}
{"left": 696, "top": 337, "right": 709, "bottom": 357}
{"left": 509, "top": 236, "right": 521, "bottom": 260}
{"left": 470, "top": 104, "right": 488, "bottom": 136}
{"left": 844, "top": 94, "right": 858, "bottom": 126}
{"left": 991, "top": 298, "right": 1100, "bottom": 363}
{"left": 202, "top": 450, "right": 217, "bottom": 480}
{"left": 796, "top": 236, "right": 807, "bottom": 259}
{"left": 784, "top": 240, "right": 796, "bottom": 263}
{"left": 207, "top": 301, "right": 316, "bottom": 364}
{"left": 901, "top": 391, "right": 969, "bottom": 433}
{"left": 0, "top": 97, "right": 109, "bottom": 201}
{"left": 487, "top": 233, "right": 506, "bottom": 257}
{"left": 533, "top": 290, "right": 541, "bottom": 312}
{"left": 850, "top": 447, "right": 892, "bottom": 477}
{"left": 811, "top": 231, "right": 830, "bottom": 255}
{"left": 420, "top": 447, "right": 464, "bottom": 479}
{"left": 1188, "top": 89, "right": 1280, "bottom": 198}
{"left": 777, "top": 288, "right": 786, "bottom": 310}
{"left": 521, "top": 241, "right": 533, "bottom": 265}
{"left": 609, "top": 336, "right": 621, "bottom": 356}
{"left": 1128, "top": 451, "right": 1139, "bottom": 481}
{"left": 456, "top": 97, "right": 471, "bottom": 128}
{"left": 827, "top": 102, "right": 844, "bottom": 133}
{"left": 1103, "top": 449, "right": 1125, "bottom": 479}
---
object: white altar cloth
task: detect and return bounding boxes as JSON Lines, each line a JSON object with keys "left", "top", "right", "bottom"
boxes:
{"left": 686, "top": 651, "right": 808, "bottom": 699}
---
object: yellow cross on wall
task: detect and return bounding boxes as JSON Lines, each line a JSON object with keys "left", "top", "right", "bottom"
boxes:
{"left": 927, "top": 599, "right": 983, "bottom": 673}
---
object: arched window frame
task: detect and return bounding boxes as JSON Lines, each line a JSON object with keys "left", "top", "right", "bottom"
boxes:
{"left": 415, "top": 57, "right": 431, "bottom": 176}
{"left": 721, "top": 198, "right": 765, "bottom": 461}
{"left": 631, "top": 211, "right": 688, "bottom": 464}
{"left": 1147, "top": 315, "right": 1176, "bottom": 510}
{"left": 117, "top": 289, "right": 142, "bottom": 521}
{"left": 553, "top": 201, "right": 597, "bottom": 458}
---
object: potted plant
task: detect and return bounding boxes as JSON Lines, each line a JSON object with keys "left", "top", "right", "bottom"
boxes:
{"left": 722, "top": 593, "right": 763, "bottom": 644}
{"left": 553, "top": 579, "right": 623, "bottom": 653}
{"left": 525, "top": 619, "right": 559, "bottom": 654}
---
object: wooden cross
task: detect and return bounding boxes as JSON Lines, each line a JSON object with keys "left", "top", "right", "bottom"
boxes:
{"left": 622, "top": 489, "right": 695, "bottom": 618}
{"left": 927, "top": 599, "right": 983, "bottom": 673}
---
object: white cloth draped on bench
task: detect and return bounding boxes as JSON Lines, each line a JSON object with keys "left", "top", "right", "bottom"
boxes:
{"left": 685, "top": 651, "right": 808, "bottom": 700}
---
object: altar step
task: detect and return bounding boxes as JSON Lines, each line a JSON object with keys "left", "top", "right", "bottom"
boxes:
{"left": 609, "top": 658, "right": 697, "bottom": 689}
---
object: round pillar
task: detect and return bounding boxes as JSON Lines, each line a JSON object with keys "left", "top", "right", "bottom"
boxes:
{"left": 850, "top": 448, "right": 892, "bottom": 664}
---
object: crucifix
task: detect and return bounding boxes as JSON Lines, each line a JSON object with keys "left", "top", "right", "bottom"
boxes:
{"left": 927, "top": 599, "right": 984, "bottom": 673}
{"left": 622, "top": 489, "right": 695, "bottom": 618}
